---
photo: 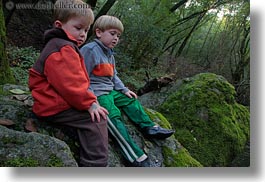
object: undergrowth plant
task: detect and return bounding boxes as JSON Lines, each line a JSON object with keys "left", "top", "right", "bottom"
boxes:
{"left": 6, "top": 46, "right": 40, "bottom": 85}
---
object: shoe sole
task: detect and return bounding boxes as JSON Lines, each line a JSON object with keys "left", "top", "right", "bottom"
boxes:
{"left": 146, "top": 132, "right": 174, "bottom": 139}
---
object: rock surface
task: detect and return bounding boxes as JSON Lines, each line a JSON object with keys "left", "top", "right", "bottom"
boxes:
{"left": 0, "top": 125, "right": 77, "bottom": 167}
{"left": 0, "top": 73, "right": 250, "bottom": 167}
{"left": 0, "top": 84, "right": 200, "bottom": 167}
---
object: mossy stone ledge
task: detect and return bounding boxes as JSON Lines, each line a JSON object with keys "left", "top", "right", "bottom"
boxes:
{"left": 159, "top": 73, "right": 250, "bottom": 167}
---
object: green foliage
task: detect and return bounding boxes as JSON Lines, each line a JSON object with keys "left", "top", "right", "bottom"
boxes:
{"left": 7, "top": 46, "right": 39, "bottom": 68}
{"left": 107, "top": 0, "right": 250, "bottom": 101}
{"left": 159, "top": 73, "right": 250, "bottom": 166}
{"left": 6, "top": 46, "right": 40, "bottom": 85}
{"left": 110, "top": 0, "right": 171, "bottom": 70}
{"left": 2, "top": 0, "right": 249, "bottom": 99}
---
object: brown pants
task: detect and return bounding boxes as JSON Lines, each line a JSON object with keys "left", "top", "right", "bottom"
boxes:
{"left": 39, "top": 108, "right": 108, "bottom": 167}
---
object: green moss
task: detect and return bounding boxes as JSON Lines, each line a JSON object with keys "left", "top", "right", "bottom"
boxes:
{"left": 145, "top": 108, "right": 172, "bottom": 129}
{"left": 159, "top": 73, "right": 250, "bottom": 166}
{"left": 47, "top": 154, "right": 64, "bottom": 167}
{"left": 0, "top": 85, "right": 9, "bottom": 96}
{"left": 1, "top": 136, "right": 24, "bottom": 145}
{"left": 162, "top": 146, "right": 202, "bottom": 167}
{"left": 3, "top": 157, "right": 40, "bottom": 167}
{"left": 0, "top": 154, "right": 64, "bottom": 167}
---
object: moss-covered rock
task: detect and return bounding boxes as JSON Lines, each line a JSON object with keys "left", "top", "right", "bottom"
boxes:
{"left": 142, "top": 108, "right": 202, "bottom": 167}
{"left": 144, "top": 108, "right": 173, "bottom": 130}
{"left": 162, "top": 146, "right": 202, "bottom": 167}
{"left": 0, "top": 125, "right": 77, "bottom": 167}
{"left": 159, "top": 73, "right": 250, "bottom": 166}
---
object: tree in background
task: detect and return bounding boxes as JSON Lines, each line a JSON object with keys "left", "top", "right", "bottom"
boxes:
{"left": 0, "top": 0, "right": 15, "bottom": 84}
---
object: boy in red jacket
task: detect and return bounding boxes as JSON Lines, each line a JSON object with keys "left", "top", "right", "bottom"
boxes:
{"left": 28, "top": 0, "right": 109, "bottom": 167}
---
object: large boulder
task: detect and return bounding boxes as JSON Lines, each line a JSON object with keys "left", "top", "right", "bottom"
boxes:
{"left": 140, "top": 73, "right": 250, "bottom": 166}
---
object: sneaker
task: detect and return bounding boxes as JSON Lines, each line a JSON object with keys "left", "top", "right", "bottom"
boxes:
{"left": 130, "top": 158, "right": 151, "bottom": 167}
{"left": 143, "top": 126, "right": 174, "bottom": 139}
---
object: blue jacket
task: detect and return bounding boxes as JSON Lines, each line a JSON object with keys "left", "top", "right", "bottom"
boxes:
{"left": 80, "top": 39, "right": 129, "bottom": 96}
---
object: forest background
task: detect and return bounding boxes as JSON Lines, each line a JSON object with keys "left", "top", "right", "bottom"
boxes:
{"left": 0, "top": 0, "right": 250, "bottom": 106}
{"left": 0, "top": 0, "right": 263, "bottom": 181}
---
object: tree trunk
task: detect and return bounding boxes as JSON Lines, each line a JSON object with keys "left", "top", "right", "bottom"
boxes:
{"left": 176, "top": 11, "right": 206, "bottom": 57}
{"left": 0, "top": 0, "right": 15, "bottom": 84}
{"left": 232, "top": 25, "right": 250, "bottom": 85}
{"left": 169, "top": 0, "right": 188, "bottom": 13}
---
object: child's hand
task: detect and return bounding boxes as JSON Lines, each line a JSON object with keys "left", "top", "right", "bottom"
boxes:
{"left": 125, "top": 90, "right": 138, "bottom": 99}
{"left": 88, "top": 102, "right": 109, "bottom": 122}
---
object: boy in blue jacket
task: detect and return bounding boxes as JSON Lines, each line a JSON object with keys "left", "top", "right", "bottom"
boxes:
{"left": 80, "top": 15, "right": 174, "bottom": 167}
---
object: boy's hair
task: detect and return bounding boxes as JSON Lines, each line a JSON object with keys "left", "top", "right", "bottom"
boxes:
{"left": 54, "top": 0, "right": 94, "bottom": 25}
{"left": 93, "top": 15, "right": 124, "bottom": 34}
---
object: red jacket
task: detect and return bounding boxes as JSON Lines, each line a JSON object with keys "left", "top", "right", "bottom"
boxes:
{"left": 29, "top": 28, "right": 97, "bottom": 117}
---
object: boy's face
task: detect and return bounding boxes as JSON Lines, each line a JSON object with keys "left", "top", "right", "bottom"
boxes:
{"left": 55, "top": 16, "right": 90, "bottom": 46}
{"left": 96, "top": 28, "right": 121, "bottom": 49}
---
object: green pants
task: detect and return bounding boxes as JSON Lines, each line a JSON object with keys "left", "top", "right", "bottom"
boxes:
{"left": 98, "top": 90, "right": 155, "bottom": 162}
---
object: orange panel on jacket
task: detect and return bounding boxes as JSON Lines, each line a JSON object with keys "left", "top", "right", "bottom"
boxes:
{"left": 92, "top": 63, "right": 114, "bottom": 77}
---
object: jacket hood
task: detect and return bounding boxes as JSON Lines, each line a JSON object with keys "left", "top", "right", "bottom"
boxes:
{"left": 44, "top": 28, "right": 77, "bottom": 45}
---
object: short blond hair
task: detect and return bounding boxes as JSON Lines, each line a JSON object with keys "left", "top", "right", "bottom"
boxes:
{"left": 54, "top": 0, "right": 94, "bottom": 25}
{"left": 93, "top": 15, "right": 124, "bottom": 34}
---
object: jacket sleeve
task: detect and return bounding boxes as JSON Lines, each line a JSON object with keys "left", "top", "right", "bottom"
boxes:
{"left": 112, "top": 67, "right": 129, "bottom": 93}
{"left": 80, "top": 45, "right": 96, "bottom": 93}
{"left": 110, "top": 55, "right": 129, "bottom": 93}
{"left": 80, "top": 45, "right": 95, "bottom": 78}
{"left": 44, "top": 45, "right": 97, "bottom": 110}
